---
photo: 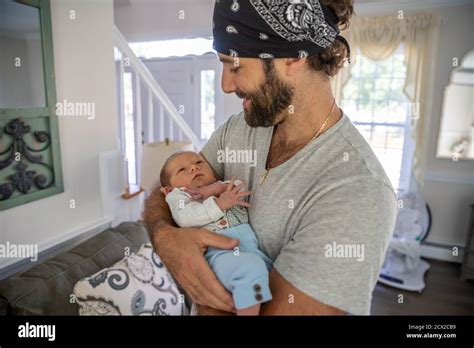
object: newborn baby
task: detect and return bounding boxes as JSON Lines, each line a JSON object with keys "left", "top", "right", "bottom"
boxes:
{"left": 159, "top": 151, "right": 272, "bottom": 315}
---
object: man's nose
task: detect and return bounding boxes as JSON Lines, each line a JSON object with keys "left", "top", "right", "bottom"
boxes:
{"left": 189, "top": 164, "right": 199, "bottom": 172}
{"left": 221, "top": 68, "right": 237, "bottom": 94}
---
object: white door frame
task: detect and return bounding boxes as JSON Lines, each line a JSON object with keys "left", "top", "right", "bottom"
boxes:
{"left": 192, "top": 53, "right": 225, "bottom": 137}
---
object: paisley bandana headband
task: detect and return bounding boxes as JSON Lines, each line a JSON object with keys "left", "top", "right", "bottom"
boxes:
{"left": 212, "top": 0, "right": 349, "bottom": 59}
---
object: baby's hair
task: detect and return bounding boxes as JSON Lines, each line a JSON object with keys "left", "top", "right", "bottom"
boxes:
{"left": 159, "top": 151, "right": 194, "bottom": 187}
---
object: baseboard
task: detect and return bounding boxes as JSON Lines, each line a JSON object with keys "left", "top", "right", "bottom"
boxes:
{"left": 0, "top": 217, "right": 113, "bottom": 281}
{"left": 424, "top": 172, "right": 474, "bottom": 185}
{"left": 421, "top": 242, "right": 464, "bottom": 263}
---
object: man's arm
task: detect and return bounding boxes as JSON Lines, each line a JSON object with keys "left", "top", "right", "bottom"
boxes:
{"left": 260, "top": 269, "right": 346, "bottom": 315}
{"left": 142, "top": 186, "right": 178, "bottom": 239}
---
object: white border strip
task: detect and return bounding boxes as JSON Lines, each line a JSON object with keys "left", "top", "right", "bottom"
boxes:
{"left": 424, "top": 172, "right": 474, "bottom": 185}
{"left": 421, "top": 243, "right": 464, "bottom": 263}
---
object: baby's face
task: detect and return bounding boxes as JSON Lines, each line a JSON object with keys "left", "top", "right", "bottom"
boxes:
{"left": 166, "top": 152, "right": 215, "bottom": 189}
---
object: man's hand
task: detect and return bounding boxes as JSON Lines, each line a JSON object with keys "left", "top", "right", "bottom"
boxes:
{"left": 152, "top": 224, "right": 239, "bottom": 313}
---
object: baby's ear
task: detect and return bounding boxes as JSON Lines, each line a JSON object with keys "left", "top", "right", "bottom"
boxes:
{"left": 160, "top": 186, "right": 171, "bottom": 196}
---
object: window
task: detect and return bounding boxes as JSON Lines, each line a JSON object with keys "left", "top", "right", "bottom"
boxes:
{"left": 341, "top": 44, "right": 414, "bottom": 193}
{"left": 123, "top": 72, "right": 137, "bottom": 185}
{"left": 200, "top": 70, "right": 216, "bottom": 140}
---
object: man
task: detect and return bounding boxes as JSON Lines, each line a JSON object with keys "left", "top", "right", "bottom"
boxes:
{"left": 144, "top": 0, "right": 397, "bottom": 315}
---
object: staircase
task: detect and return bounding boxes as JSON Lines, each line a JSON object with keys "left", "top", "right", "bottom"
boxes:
{"left": 113, "top": 26, "right": 202, "bottom": 194}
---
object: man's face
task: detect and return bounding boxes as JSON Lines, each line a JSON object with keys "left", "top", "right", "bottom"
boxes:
{"left": 218, "top": 53, "right": 294, "bottom": 127}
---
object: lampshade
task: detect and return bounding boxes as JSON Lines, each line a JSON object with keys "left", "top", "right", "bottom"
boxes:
{"left": 140, "top": 140, "right": 194, "bottom": 191}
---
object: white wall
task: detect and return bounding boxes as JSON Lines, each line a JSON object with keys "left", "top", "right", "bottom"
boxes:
{"left": 0, "top": 0, "right": 140, "bottom": 270}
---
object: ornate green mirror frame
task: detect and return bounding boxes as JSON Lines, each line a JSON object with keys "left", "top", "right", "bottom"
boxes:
{"left": 0, "top": 0, "right": 63, "bottom": 211}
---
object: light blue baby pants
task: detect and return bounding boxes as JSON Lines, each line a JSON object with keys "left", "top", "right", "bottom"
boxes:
{"left": 205, "top": 223, "right": 273, "bottom": 310}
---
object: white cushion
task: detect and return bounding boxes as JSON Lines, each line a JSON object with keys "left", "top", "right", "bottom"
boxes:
{"left": 73, "top": 243, "right": 187, "bottom": 315}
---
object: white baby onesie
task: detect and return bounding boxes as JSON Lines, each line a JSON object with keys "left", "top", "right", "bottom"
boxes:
{"left": 165, "top": 180, "right": 249, "bottom": 233}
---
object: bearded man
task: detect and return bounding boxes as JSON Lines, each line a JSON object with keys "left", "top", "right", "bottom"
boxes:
{"left": 144, "top": 0, "right": 397, "bottom": 316}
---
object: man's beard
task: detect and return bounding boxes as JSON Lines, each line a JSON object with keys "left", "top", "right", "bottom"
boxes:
{"left": 238, "top": 61, "right": 294, "bottom": 127}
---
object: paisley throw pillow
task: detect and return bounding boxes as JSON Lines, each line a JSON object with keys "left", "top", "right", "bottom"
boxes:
{"left": 73, "top": 243, "right": 187, "bottom": 315}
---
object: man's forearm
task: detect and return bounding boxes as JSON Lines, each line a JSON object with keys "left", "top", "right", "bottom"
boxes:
{"left": 143, "top": 186, "right": 178, "bottom": 242}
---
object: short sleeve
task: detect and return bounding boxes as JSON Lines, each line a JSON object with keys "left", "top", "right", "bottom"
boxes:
{"left": 273, "top": 178, "right": 397, "bottom": 315}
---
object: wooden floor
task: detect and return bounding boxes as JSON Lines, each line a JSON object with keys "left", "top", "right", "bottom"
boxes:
{"left": 371, "top": 259, "right": 474, "bottom": 315}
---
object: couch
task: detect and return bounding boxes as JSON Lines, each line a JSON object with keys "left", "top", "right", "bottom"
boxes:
{"left": 0, "top": 221, "right": 150, "bottom": 315}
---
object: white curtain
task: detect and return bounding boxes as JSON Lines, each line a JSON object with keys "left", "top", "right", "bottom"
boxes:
{"left": 332, "top": 13, "right": 441, "bottom": 185}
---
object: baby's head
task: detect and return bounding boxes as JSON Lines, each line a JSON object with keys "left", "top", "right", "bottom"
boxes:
{"left": 159, "top": 151, "right": 216, "bottom": 193}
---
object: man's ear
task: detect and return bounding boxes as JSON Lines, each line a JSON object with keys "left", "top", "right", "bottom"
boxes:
{"left": 160, "top": 186, "right": 172, "bottom": 196}
{"left": 284, "top": 57, "right": 307, "bottom": 76}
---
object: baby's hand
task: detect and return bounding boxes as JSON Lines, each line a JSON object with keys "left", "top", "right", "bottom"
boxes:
{"left": 215, "top": 179, "right": 251, "bottom": 211}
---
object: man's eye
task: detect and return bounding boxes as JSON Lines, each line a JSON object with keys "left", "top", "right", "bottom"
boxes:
{"left": 197, "top": 160, "right": 203, "bottom": 164}
{"left": 178, "top": 168, "right": 184, "bottom": 173}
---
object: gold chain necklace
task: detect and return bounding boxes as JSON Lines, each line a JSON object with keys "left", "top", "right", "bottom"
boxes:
{"left": 259, "top": 99, "right": 337, "bottom": 185}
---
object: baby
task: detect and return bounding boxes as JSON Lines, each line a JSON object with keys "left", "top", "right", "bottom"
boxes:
{"left": 159, "top": 151, "right": 273, "bottom": 315}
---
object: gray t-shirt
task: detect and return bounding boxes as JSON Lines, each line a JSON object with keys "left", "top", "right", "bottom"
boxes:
{"left": 201, "top": 111, "right": 397, "bottom": 315}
